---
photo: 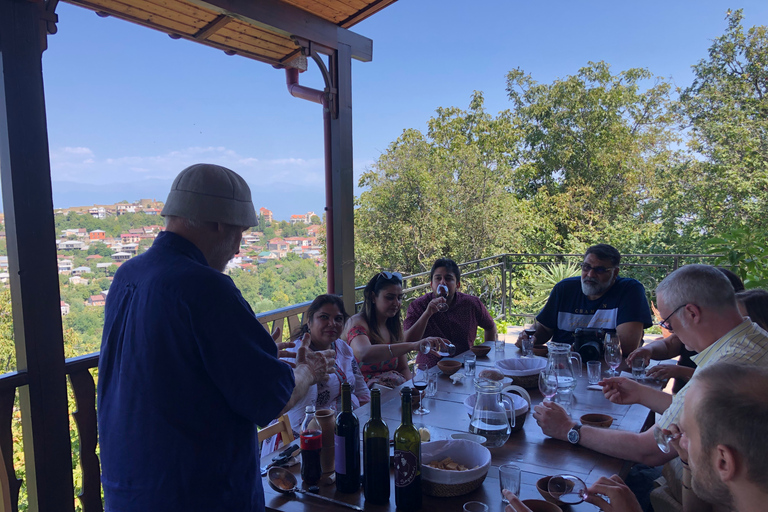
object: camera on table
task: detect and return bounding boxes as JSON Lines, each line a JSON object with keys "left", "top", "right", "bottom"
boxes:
{"left": 572, "top": 327, "right": 613, "bottom": 362}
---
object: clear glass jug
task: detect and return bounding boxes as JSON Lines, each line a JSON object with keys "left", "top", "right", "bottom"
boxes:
{"left": 469, "top": 379, "right": 514, "bottom": 447}
{"left": 547, "top": 342, "right": 583, "bottom": 399}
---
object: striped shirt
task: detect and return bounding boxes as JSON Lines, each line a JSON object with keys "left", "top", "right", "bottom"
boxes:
{"left": 658, "top": 319, "right": 768, "bottom": 429}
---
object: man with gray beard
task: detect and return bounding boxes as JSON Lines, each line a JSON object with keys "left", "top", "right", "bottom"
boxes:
{"left": 522, "top": 244, "right": 652, "bottom": 355}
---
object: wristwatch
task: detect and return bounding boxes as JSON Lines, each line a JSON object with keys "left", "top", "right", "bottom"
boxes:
{"left": 567, "top": 424, "right": 582, "bottom": 445}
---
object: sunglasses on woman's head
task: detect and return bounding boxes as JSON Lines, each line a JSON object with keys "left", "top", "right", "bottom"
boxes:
{"left": 377, "top": 271, "right": 403, "bottom": 284}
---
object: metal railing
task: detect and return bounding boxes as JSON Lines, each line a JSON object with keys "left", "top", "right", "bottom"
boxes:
{"left": 354, "top": 253, "right": 722, "bottom": 321}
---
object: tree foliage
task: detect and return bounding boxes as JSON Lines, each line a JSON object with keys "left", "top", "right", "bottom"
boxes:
{"left": 672, "top": 9, "right": 768, "bottom": 234}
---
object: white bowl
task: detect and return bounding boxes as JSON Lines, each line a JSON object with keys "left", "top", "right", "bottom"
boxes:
{"left": 450, "top": 433, "right": 487, "bottom": 444}
{"left": 421, "top": 439, "right": 491, "bottom": 485}
{"left": 495, "top": 357, "right": 548, "bottom": 377}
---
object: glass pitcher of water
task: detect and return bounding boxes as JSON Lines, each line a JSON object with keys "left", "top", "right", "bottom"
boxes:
{"left": 469, "top": 379, "right": 513, "bottom": 447}
{"left": 547, "top": 342, "right": 583, "bottom": 405}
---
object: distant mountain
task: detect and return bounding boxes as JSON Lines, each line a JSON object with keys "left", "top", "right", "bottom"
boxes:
{"left": 42, "top": 180, "right": 326, "bottom": 222}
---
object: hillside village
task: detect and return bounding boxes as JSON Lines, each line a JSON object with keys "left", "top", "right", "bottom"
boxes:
{"left": 37, "top": 200, "right": 325, "bottom": 311}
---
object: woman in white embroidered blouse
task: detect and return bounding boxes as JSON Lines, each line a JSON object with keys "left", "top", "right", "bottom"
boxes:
{"left": 278, "top": 295, "right": 370, "bottom": 442}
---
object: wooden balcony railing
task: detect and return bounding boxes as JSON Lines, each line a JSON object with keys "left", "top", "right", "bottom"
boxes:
{"left": 0, "top": 253, "right": 722, "bottom": 510}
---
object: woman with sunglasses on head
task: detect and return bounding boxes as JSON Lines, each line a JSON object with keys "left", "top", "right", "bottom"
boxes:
{"left": 264, "top": 294, "right": 370, "bottom": 451}
{"left": 343, "top": 272, "right": 445, "bottom": 388}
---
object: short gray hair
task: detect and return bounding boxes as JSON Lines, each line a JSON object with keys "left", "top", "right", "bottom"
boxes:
{"left": 656, "top": 264, "right": 737, "bottom": 311}
{"left": 693, "top": 362, "right": 768, "bottom": 493}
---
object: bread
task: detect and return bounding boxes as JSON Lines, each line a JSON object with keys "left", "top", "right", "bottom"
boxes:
{"left": 478, "top": 369, "right": 504, "bottom": 381}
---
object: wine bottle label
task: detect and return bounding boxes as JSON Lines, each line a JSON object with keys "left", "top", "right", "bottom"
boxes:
{"left": 334, "top": 434, "right": 346, "bottom": 474}
{"left": 393, "top": 450, "right": 418, "bottom": 487}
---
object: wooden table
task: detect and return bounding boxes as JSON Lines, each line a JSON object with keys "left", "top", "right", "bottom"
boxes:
{"left": 261, "top": 341, "right": 655, "bottom": 512}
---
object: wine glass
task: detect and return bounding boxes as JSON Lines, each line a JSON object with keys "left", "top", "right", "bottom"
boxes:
{"left": 547, "top": 474, "right": 588, "bottom": 504}
{"left": 653, "top": 425, "right": 681, "bottom": 453}
{"left": 412, "top": 365, "right": 430, "bottom": 415}
{"left": 436, "top": 284, "right": 449, "bottom": 312}
{"left": 538, "top": 368, "right": 558, "bottom": 402}
{"left": 604, "top": 334, "right": 622, "bottom": 377}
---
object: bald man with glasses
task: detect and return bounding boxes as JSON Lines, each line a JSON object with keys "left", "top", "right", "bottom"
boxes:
{"left": 521, "top": 243, "right": 653, "bottom": 355}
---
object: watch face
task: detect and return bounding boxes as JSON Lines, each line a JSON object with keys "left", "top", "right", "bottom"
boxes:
{"left": 568, "top": 428, "right": 579, "bottom": 444}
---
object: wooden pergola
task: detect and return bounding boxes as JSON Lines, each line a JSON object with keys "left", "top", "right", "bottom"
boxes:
{"left": 0, "top": 0, "right": 394, "bottom": 508}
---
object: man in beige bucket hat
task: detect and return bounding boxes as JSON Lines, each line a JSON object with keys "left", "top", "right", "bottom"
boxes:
{"left": 98, "top": 164, "right": 334, "bottom": 512}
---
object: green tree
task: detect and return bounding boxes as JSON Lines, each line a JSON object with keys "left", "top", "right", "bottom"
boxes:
{"left": 672, "top": 9, "right": 768, "bottom": 235}
{"left": 355, "top": 92, "right": 534, "bottom": 279}
{"left": 505, "top": 61, "right": 679, "bottom": 248}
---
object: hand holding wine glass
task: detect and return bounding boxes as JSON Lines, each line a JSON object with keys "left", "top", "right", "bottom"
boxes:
{"left": 653, "top": 425, "right": 681, "bottom": 454}
{"left": 538, "top": 368, "right": 558, "bottom": 402}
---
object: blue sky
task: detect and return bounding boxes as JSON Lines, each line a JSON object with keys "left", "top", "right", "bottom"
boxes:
{"left": 40, "top": 1, "right": 768, "bottom": 219}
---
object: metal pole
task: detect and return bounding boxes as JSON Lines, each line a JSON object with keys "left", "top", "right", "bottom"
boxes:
{"left": 328, "top": 44, "right": 355, "bottom": 313}
{"left": 501, "top": 255, "right": 507, "bottom": 319}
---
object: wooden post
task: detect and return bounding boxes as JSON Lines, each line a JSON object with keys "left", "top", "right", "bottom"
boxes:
{"left": 329, "top": 43, "right": 355, "bottom": 314}
{"left": 0, "top": 0, "right": 75, "bottom": 510}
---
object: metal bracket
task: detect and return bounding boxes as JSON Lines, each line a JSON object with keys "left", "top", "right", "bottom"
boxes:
{"left": 291, "top": 36, "right": 339, "bottom": 120}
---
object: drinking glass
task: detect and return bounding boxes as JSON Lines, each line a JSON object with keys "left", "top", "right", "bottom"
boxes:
{"left": 425, "top": 371, "right": 437, "bottom": 398}
{"left": 654, "top": 425, "right": 681, "bottom": 453}
{"left": 495, "top": 338, "right": 505, "bottom": 354}
{"left": 436, "top": 284, "right": 449, "bottom": 312}
{"left": 464, "top": 354, "right": 476, "bottom": 376}
{"left": 499, "top": 464, "right": 521, "bottom": 503}
{"left": 632, "top": 357, "right": 646, "bottom": 379}
{"left": 604, "top": 334, "right": 622, "bottom": 377}
{"left": 587, "top": 361, "right": 602, "bottom": 385}
{"left": 522, "top": 317, "right": 536, "bottom": 357}
{"left": 412, "top": 365, "right": 430, "bottom": 415}
{"left": 463, "top": 502, "right": 488, "bottom": 512}
{"left": 538, "top": 369, "right": 558, "bottom": 401}
{"left": 548, "top": 474, "right": 588, "bottom": 504}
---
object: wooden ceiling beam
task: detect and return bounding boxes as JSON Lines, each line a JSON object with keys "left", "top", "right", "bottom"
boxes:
{"left": 193, "top": 12, "right": 231, "bottom": 39}
{"left": 185, "top": 0, "right": 372, "bottom": 62}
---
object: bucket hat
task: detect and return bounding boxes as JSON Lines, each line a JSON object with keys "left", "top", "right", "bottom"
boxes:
{"left": 161, "top": 163, "right": 258, "bottom": 227}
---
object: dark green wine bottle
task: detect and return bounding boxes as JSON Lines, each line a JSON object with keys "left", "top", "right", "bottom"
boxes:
{"left": 394, "top": 387, "right": 421, "bottom": 511}
{"left": 363, "top": 389, "right": 390, "bottom": 504}
{"left": 335, "top": 382, "right": 360, "bottom": 493}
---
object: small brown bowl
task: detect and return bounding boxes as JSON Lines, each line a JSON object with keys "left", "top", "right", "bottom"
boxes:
{"left": 437, "top": 360, "right": 462, "bottom": 376}
{"left": 532, "top": 345, "right": 549, "bottom": 357}
{"left": 580, "top": 413, "right": 614, "bottom": 428}
{"left": 536, "top": 476, "right": 566, "bottom": 507}
{"left": 470, "top": 345, "right": 491, "bottom": 357}
{"left": 522, "top": 499, "right": 562, "bottom": 512}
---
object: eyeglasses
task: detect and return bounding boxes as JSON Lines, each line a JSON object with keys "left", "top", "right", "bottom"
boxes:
{"left": 377, "top": 271, "right": 403, "bottom": 284}
{"left": 659, "top": 304, "right": 687, "bottom": 331}
{"left": 581, "top": 263, "right": 615, "bottom": 275}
